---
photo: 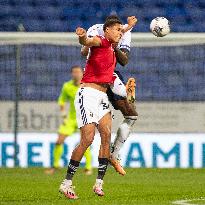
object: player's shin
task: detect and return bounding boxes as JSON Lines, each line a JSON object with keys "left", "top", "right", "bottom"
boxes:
{"left": 65, "top": 159, "right": 80, "bottom": 180}
{"left": 94, "top": 113, "right": 111, "bottom": 196}
{"left": 97, "top": 157, "right": 109, "bottom": 180}
{"left": 111, "top": 116, "right": 137, "bottom": 159}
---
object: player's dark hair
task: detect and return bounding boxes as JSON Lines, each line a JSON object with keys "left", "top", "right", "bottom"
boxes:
{"left": 105, "top": 15, "right": 121, "bottom": 22}
{"left": 70, "top": 65, "right": 82, "bottom": 72}
{"left": 103, "top": 18, "right": 122, "bottom": 32}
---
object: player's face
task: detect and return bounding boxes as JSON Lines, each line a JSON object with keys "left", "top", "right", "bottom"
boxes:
{"left": 71, "top": 67, "right": 83, "bottom": 81}
{"left": 107, "top": 24, "right": 123, "bottom": 43}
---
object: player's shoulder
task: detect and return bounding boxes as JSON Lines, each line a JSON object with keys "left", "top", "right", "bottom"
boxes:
{"left": 96, "top": 35, "right": 111, "bottom": 47}
{"left": 88, "top": 24, "right": 103, "bottom": 30}
{"left": 87, "top": 24, "right": 104, "bottom": 37}
{"left": 63, "top": 80, "right": 74, "bottom": 88}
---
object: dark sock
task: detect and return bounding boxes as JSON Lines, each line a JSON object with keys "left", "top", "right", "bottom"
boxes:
{"left": 65, "top": 159, "right": 80, "bottom": 180}
{"left": 97, "top": 158, "right": 109, "bottom": 180}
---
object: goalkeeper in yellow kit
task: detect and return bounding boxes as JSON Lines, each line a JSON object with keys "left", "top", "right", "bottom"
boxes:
{"left": 46, "top": 66, "right": 92, "bottom": 175}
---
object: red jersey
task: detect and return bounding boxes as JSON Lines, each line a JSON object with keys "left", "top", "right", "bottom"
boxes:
{"left": 81, "top": 35, "right": 116, "bottom": 84}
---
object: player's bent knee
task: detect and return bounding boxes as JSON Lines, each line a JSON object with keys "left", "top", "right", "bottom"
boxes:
{"left": 125, "top": 102, "right": 138, "bottom": 116}
{"left": 126, "top": 109, "right": 138, "bottom": 117}
{"left": 123, "top": 115, "right": 138, "bottom": 127}
{"left": 114, "top": 99, "right": 138, "bottom": 116}
{"left": 125, "top": 115, "right": 138, "bottom": 121}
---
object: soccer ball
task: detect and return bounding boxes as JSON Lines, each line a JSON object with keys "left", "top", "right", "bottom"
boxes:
{"left": 150, "top": 17, "right": 170, "bottom": 37}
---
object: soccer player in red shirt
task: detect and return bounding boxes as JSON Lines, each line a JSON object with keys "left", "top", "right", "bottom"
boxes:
{"left": 59, "top": 18, "right": 123, "bottom": 199}
{"left": 81, "top": 15, "right": 138, "bottom": 176}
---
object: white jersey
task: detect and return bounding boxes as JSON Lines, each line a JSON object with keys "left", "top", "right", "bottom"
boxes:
{"left": 87, "top": 24, "right": 131, "bottom": 52}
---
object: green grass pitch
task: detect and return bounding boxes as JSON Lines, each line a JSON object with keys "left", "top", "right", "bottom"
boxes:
{"left": 0, "top": 168, "right": 205, "bottom": 205}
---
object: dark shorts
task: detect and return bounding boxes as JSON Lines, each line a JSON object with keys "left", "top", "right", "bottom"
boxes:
{"left": 107, "top": 70, "right": 126, "bottom": 110}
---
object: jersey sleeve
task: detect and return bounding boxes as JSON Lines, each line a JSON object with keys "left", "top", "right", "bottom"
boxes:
{"left": 118, "top": 30, "right": 131, "bottom": 52}
{"left": 87, "top": 25, "right": 99, "bottom": 37}
{"left": 58, "top": 84, "right": 69, "bottom": 106}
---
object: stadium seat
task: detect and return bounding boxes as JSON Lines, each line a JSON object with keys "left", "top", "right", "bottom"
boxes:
{"left": 0, "top": 0, "right": 205, "bottom": 32}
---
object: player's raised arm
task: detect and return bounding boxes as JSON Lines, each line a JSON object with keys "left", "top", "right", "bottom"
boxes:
{"left": 76, "top": 27, "right": 101, "bottom": 47}
{"left": 123, "top": 16, "right": 138, "bottom": 33}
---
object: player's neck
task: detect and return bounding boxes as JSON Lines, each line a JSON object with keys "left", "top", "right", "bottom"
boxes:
{"left": 104, "top": 33, "right": 111, "bottom": 42}
{"left": 73, "top": 79, "right": 81, "bottom": 86}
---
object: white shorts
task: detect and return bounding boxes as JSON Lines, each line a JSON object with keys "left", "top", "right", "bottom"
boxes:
{"left": 110, "top": 72, "right": 127, "bottom": 98}
{"left": 74, "top": 87, "right": 111, "bottom": 128}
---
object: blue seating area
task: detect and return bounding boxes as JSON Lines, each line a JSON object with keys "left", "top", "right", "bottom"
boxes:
{"left": 0, "top": 0, "right": 205, "bottom": 32}
{"left": 0, "top": 44, "right": 205, "bottom": 101}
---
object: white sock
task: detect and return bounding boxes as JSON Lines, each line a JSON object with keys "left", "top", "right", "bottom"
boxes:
{"left": 112, "top": 117, "right": 137, "bottom": 159}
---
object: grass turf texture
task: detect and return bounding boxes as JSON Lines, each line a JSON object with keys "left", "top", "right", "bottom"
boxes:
{"left": 0, "top": 168, "right": 205, "bottom": 205}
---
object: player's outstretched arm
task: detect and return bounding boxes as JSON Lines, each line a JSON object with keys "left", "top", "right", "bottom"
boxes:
{"left": 123, "top": 16, "right": 138, "bottom": 33}
{"left": 76, "top": 27, "right": 101, "bottom": 47}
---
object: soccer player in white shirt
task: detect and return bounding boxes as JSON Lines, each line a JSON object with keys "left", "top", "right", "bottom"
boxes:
{"left": 81, "top": 15, "right": 138, "bottom": 176}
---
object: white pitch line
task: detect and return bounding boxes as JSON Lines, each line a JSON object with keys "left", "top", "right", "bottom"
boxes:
{"left": 172, "top": 198, "right": 205, "bottom": 205}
